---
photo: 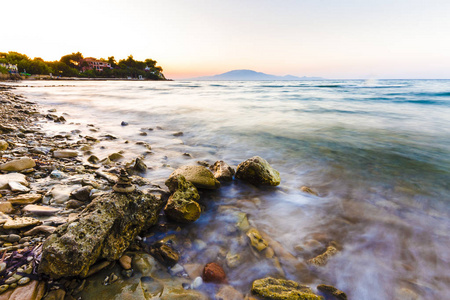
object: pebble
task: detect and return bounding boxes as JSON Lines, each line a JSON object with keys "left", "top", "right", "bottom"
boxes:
{"left": 119, "top": 255, "right": 132, "bottom": 270}
{"left": 8, "top": 182, "right": 30, "bottom": 193}
{"left": 17, "top": 277, "right": 30, "bottom": 285}
{"left": 0, "top": 284, "right": 8, "bottom": 294}
{"left": 0, "top": 262, "right": 6, "bottom": 272}
{"left": 191, "top": 276, "right": 203, "bottom": 289}
{"left": 6, "top": 234, "right": 21, "bottom": 243}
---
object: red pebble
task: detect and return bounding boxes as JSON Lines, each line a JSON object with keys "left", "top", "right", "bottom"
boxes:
{"left": 202, "top": 262, "right": 227, "bottom": 283}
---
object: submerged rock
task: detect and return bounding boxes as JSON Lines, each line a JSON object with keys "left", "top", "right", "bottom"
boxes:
{"left": 149, "top": 243, "right": 179, "bottom": 267}
{"left": 307, "top": 245, "right": 338, "bottom": 267}
{"left": 247, "top": 228, "right": 269, "bottom": 252}
{"left": 235, "top": 156, "right": 280, "bottom": 186}
{"left": 317, "top": 284, "right": 347, "bottom": 300}
{"left": 301, "top": 186, "right": 319, "bottom": 196}
{"left": 202, "top": 262, "right": 227, "bottom": 284}
{"left": 0, "top": 157, "right": 35, "bottom": 172}
{"left": 170, "top": 165, "right": 220, "bottom": 189}
{"left": 53, "top": 150, "right": 78, "bottom": 158}
{"left": 164, "top": 175, "right": 201, "bottom": 223}
{"left": 211, "top": 160, "right": 235, "bottom": 182}
{"left": 39, "top": 189, "right": 164, "bottom": 278}
{"left": 252, "top": 277, "right": 322, "bottom": 300}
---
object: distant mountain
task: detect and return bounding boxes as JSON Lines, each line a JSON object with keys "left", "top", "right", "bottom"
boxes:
{"left": 187, "top": 69, "right": 323, "bottom": 81}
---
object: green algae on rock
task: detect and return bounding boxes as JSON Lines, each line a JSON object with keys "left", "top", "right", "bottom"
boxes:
{"left": 317, "top": 284, "right": 347, "bottom": 300}
{"left": 164, "top": 174, "right": 202, "bottom": 223}
{"left": 252, "top": 277, "right": 323, "bottom": 300}
{"left": 235, "top": 156, "right": 281, "bottom": 186}
{"left": 170, "top": 165, "right": 220, "bottom": 189}
{"left": 39, "top": 189, "right": 164, "bottom": 278}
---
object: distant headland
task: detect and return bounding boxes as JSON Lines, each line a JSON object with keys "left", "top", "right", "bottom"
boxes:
{"left": 0, "top": 51, "right": 166, "bottom": 81}
{"left": 187, "top": 69, "right": 324, "bottom": 81}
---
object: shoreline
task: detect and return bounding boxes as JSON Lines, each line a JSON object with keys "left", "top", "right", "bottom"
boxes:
{"left": 0, "top": 86, "right": 339, "bottom": 299}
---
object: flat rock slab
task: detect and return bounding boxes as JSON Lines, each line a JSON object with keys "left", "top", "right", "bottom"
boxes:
{"left": 0, "top": 157, "right": 36, "bottom": 172}
{"left": 22, "top": 204, "right": 60, "bottom": 216}
{"left": 53, "top": 150, "right": 79, "bottom": 158}
{"left": 0, "top": 173, "right": 28, "bottom": 189}
{"left": 8, "top": 193, "right": 42, "bottom": 205}
{"left": 3, "top": 217, "right": 42, "bottom": 229}
{"left": 8, "top": 181, "right": 30, "bottom": 192}
{"left": 39, "top": 190, "right": 165, "bottom": 278}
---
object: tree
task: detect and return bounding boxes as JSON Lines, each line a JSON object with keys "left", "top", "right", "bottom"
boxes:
{"left": 60, "top": 52, "right": 84, "bottom": 70}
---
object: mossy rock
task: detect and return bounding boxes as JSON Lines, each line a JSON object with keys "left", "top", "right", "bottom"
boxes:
{"left": 252, "top": 277, "right": 323, "bottom": 300}
{"left": 170, "top": 166, "right": 220, "bottom": 189}
{"left": 236, "top": 156, "right": 280, "bottom": 186}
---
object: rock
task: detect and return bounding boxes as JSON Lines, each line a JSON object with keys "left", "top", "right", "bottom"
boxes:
{"left": 22, "top": 205, "right": 60, "bottom": 216}
{"left": 50, "top": 170, "right": 66, "bottom": 179}
{"left": 0, "top": 124, "right": 17, "bottom": 133}
{"left": 0, "top": 157, "right": 36, "bottom": 172}
{"left": 149, "top": 243, "right": 179, "bottom": 267}
{"left": 301, "top": 186, "right": 318, "bottom": 196}
{"left": 0, "top": 202, "right": 13, "bottom": 213}
{"left": 53, "top": 150, "right": 78, "bottom": 158}
{"left": 0, "top": 263, "right": 6, "bottom": 273}
{"left": 39, "top": 189, "right": 164, "bottom": 278}
{"left": 216, "top": 285, "right": 244, "bottom": 300}
{"left": 70, "top": 186, "right": 92, "bottom": 202}
{"left": 191, "top": 276, "right": 203, "bottom": 289}
{"left": 132, "top": 253, "right": 159, "bottom": 274}
{"left": 307, "top": 246, "right": 338, "bottom": 266}
{"left": 317, "top": 284, "right": 347, "bottom": 300}
{"left": 6, "top": 234, "right": 20, "bottom": 243}
{"left": 170, "top": 165, "right": 220, "bottom": 189}
{"left": 24, "top": 225, "right": 56, "bottom": 236}
{"left": 0, "top": 173, "right": 28, "bottom": 189}
{"left": 211, "top": 161, "right": 235, "bottom": 182}
{"left": 17, "top": 277, "right": 30, "bottom": 285}
{"left": 65, "top": 200, "right": 84, "bottom": 209}
{"left": 0, "top": 141, "right": 8, "bottom": 151}
{"left": 119, "top": 255, "right": 132, "bottom": 270}
{"left": 113, "top": 169, "right": 135, "bottom": 193}
{"left": 121, "top": 121, "right": 128, "bottom": 126}
{"left": 43, "top": 289, "right": 66, "bottom": 300}
{"left": 8, "top": 280, "right": 45, "bottom": 300}
{"left": 251, "top": 277, "right": 322, "bottom": 300}
{"left": 8, "top": 182, "right": 30, "bottom": 193}
{"left": 127, "top": 157, "right": 147, "bottom": 174}
{"left": 164, "top": 175, "right": 201, "bottom": 223}
{"left": 3, "top": 217, "right": 41, "bottom": 229}
{"left": 108, "top": 152, "right": 124, "bottom": 162}
{"left": 83, "top": 261, "right": 110, "bottom": 278}
{"left": 0, "top": 284, "right": 9, "bottom": 295}
{"left": 8, "top": 194, "right": 42, "bottom": 205}
{"left": 246, "top": 228, "right": 269, "bottom": 252}
{"left": 87, "top": 155, "right": 100, "bottom": 164}
{"left": 184, "top": 263, "right": 204, "bottom": 279}
{"left": 235, "top": 156, "right": 280, "bottom": 186}
{"left": 202, "top": 262, "right": 227, "bottom": 284}
{"left": 51, "top": 185, "right": 79, "bottom": 204}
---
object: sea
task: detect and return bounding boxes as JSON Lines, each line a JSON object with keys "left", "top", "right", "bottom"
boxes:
{"left": 12, "top": 79, "right": 450, "bottom": 299}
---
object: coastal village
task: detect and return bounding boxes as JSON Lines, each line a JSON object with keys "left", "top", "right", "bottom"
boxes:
{"left": 0, "top": 85, "right": 347, "bottom": 299}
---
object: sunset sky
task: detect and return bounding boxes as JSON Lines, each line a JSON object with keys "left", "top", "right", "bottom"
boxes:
{"left": 3, "top": 0, "right": 450, "bottom": 79}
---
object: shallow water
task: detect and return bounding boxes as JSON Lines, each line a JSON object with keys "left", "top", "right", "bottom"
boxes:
{"left": 12, "top": 79, "right": 450, "bottom": 299}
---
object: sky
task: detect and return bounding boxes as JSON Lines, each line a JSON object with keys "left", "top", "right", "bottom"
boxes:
{"left": 3, "top": 0, "right": 450, "bottom": 79}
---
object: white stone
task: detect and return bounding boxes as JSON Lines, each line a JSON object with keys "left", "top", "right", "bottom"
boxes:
{"left": 22, "top": 204, "right": 60, "bottom": 216}
{"left": 8, "top": 181, "right": 30, "bottom": 192}
{"left": 0, "top": 173, "right": 28, "bottom": 189}
{"left": 191, "top": 277, "right": 203, "bottom": 289}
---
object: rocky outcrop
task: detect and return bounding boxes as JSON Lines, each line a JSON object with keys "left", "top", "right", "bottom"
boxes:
{"left": 170, "top": 165, "right": 220, "bottom": 189}
{"left": 39, "top": 189, "right": 164, "bottom": 278}
{"left": 211, "top": 160, "right": 235, "bottom": 182}
{"left": 251, "top": 277, "right": 322, "bottom": 300}
{"left": 235, "top": 156, "right": 280, "bottom": 186}
{"left": 164, "top": 174, "right": 201, "bottom": 223}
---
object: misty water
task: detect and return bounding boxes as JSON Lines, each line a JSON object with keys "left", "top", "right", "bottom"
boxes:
{"left": 13, "top": 79, "right": 450, "bottom": 299}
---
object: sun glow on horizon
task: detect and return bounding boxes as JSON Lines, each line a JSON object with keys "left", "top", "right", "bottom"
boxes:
{"left": 3, "top": 0, "right": 450, "bottom": 79}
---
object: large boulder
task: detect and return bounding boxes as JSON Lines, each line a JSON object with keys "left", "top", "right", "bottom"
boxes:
{"left": 164, "top": 174, "right": 201, "bottom": 223}
{"left": 235, "top": 156, "right": 280, "bottom": 186}
{"left": 252, "top": 277, "right": 322, "bottom": 300}
{"left": 39, "top": 189, "right": 164, "bottom": 278}
{"left": 0, "top": 157, "right": 35, "bottom": 172}
{"left": 170, "top": 165, "right": 220, "bottom": 189}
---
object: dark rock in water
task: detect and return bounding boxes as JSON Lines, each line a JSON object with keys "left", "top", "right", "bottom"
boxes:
{"left": 235, "top": 156, "right": 281, "bottom": 186}
{"left": 317, "top": 284, "right": 347, "bottom": 300}
{"left": 170, "top": 165, "right": 220, "bottom": 189}
{"left": 301, "top": 186, "right": 319, "bottom": 196}
{"left": 202, "top": 262, "right": 227, "bottom": 284}
{"left": 121, "top": 121, "right": 129, "bottom": 126}
{"left": 70, "top": 186, "right": 93, "bottom": 202}
{"left": 39, "top": 189, "right": 164, "bottom": 278}
{"left": 164, "top": 175, "right": 201, "bottom": 223}
{"left": 211, "top": 160, "right": 235, "bottom": 182}
{"left": 149, "top": 243, "right": 179, "bottom": 267}
{"left": 252, "top": 277, "right": 322, "bottom": 300}
{"left": 66, "top": 199, "right": 85, "bottom": 209}
{"left": 126, "top": 157, "right": 147, "bottom": 175}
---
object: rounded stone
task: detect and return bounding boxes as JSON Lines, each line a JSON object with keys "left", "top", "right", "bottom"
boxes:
{"left": 235, "top": 156, "right": 281, "bottom": 186}
{"left": 18, "top": 277, "right": 30, "bottom": 285}
{"left": 202, "top": 262, "right": 227, "bottom": 284}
